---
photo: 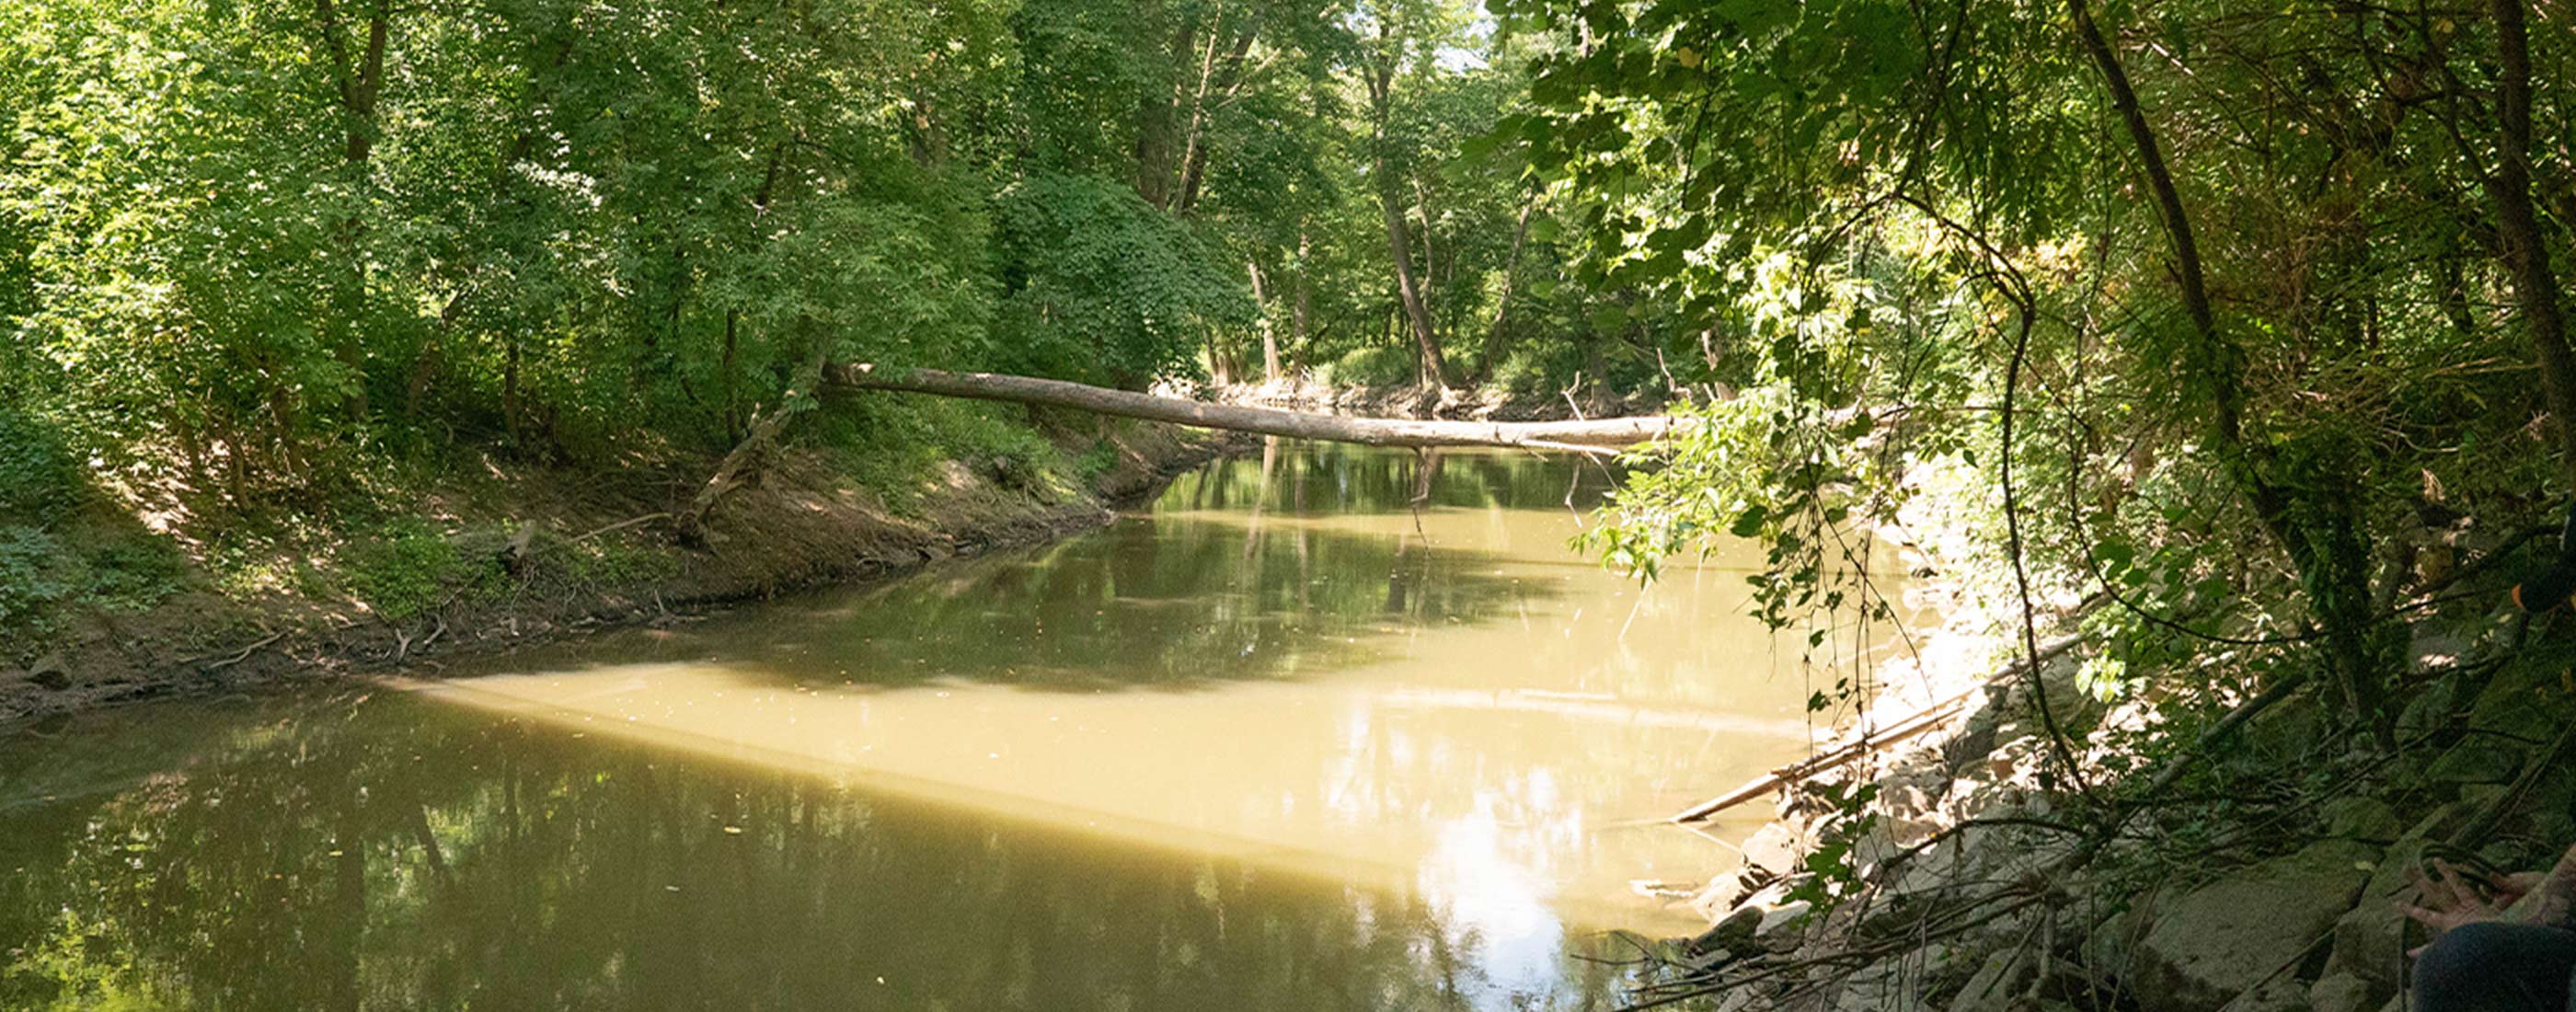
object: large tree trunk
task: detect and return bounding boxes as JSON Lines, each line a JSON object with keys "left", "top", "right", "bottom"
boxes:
{"left": 822, "top": 364, "right": 1685, "bottom": 452}
{"left": 2480, "top": 0, "right": 2576, "bottom": 476}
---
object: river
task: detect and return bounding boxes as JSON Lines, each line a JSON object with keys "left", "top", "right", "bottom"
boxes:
{"left": 0, "top": 443, "right": 1914, "bottom": 1010}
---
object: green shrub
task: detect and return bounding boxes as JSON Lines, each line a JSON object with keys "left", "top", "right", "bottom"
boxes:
{"left": 0, "top": 408, "right": 83, "bottom": 522}
{"left": 343, "top": 521, "right": 475, "bottom": 622}
{"left": 1075, "top": 439, "right": 1121, "bottom": 481}
{"left": 1325, "top": 345, "right": 1420, "bottom": 389}
{"left": 79, "top": 537, "right": 185, "bottom": 611}
{"left": 1485, "top": 346, "right": 1550, "bottom": 397}
{"left": 993, "top": 172, "right": 1249, "bottom": 385}
{"left": 817, "top": 397, "right": 1069, "bottom": 510}
{"left": 558, "top": 536, "right": 678, "bottom": 590}
{"left": 0, "top": 524, "right": 72, "bottom": 632}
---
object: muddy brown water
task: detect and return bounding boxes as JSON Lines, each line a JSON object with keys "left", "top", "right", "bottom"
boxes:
{"left": 0, "top": 443, "right": 1916, "bottom": 1010}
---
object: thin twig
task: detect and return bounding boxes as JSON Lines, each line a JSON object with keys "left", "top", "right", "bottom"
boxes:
{"left": 573, "top": 512, "right": 672, "bottom": 543}
{"left": 202, "top": 630, "right": 286, "bottom": 670}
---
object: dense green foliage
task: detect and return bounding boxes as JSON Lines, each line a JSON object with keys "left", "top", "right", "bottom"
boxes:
{"left": 0, "top": 0, "right": 1744, "bottom": 646}
{"left": 0, "top": 0, "right": 1675, "bottom": 524}
{"left": 1521, "top": 0, "right": 2576, "bottom": 740}
{"left": 16, "top": 0, "right": 2570, "bottom": 757}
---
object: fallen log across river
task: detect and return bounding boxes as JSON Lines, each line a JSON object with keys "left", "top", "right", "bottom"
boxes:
{"left": 821, "top": 363, "right": 1696, "bottom": 454}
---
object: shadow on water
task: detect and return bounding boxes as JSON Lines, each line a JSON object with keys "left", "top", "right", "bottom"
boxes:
{"left": 696, "top": 515, "right": 1548, "bottom": 692}
{"left": 0, "top": 692, "right": 1641, "bottom": 1011}
{"left": 466, "top": 444, "right": 1569, "bottom": 693}
{"left": 0, "top": 443, "right": 1896, "bottom": 1011}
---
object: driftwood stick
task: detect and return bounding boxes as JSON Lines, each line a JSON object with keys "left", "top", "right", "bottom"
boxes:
{"left": 573, "top": 512, "right": 671, "bottom": 543}
{"left": 202, "top": 630, "right": 286, "bottom": 670}
{"left": 1671, "top": 634, "right": 2083, "bottom": 822}
{"left": 2446, "top": 719, "right": 2576, "bottom": 850}
{"left": 1670, "top": 702, "right": 1970, "bottom": 822}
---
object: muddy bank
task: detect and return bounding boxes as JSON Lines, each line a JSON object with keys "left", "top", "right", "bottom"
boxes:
{"left": 0, "top": 420, "right": 1246, "bottom": 723}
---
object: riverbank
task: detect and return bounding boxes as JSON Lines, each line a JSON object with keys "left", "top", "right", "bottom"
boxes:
{"left": 1654, "top": 508, "right": 2576, "bottom": 1012}
{"left": 0, "top": 379, "right": 1647, "bottom": 725}
{"left": 0, "top": 418, "right": 1248, "bottom": 723}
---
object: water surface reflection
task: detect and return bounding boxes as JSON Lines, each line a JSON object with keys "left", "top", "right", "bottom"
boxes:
{"left": 0, "top": 443, "right": 1914, "bottom": 1010}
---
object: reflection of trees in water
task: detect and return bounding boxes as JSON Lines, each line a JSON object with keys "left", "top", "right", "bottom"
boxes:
{"left": 670, "top": 510, "right": 1551, "bottom": 693}
{"left": 519, "top": 445, "right": 1597, "bottom": 693}
{"left": 1157, "top": 443, "right": 1623, "bottom": 517}
{"left": 0, "top": 696, "right": 1635, "bottom": 1010}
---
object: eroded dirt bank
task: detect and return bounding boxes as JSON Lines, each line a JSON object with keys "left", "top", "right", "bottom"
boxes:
{"left": 0, "top": 421, "right": 1244, "bottom": 723}
{"left": 2, "top": 381, "right": 1650, "bottom": 726}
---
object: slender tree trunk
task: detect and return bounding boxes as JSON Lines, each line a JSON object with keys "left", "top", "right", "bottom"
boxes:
{"left": 720, "top": 310, "right": 742, "bottom": 442}
{"left": 1475, "top": 201, "right": 1536, "bottom": 383}
{"left": 722, "top": 145, "right": 788, "bottom": 443}
{"left": 2069, "top": 0, "right": 2389, "bottom": 739}
{"left": 1376, "top": 157, "right": 1451, "bottom": 386}
{"left": 1292, "top": 228, "right": 1314, "bottom": 371}
{"left": 315, "top": 0, "right": 389, "bottom": 164}
{"left": 1248, "top": 259, "right": 1282, "bottom": 381}
{"left": 407, "top": 289, "right": 466, "bottom": 417}
{"left": 2480, "top": 0, "right": 2576, "bottom": 475}
{"left": 1206, "top": 332, "right": 1233, "bottom": 385}
{"left": 2437, "top": 241, "right": 2479, "bottom": 337}
{"left": 1174, "top": 23, "right": 1256, "bottom": 216}
{"left": 314, "top": 0, "right": 391, "bottom": 423}
{"left": 1134, "top": 17, "right": 1198, "bottom": 207}
{"left": 1413, "top": 176, "right": 1442, "bottom": 294}
{"left": 905, "top": 89, "right": 949, "bottom": 167}
{"left": 1363, "top": 54, "right": 1455, "bottom": 388}
{"left": 404, "top": 35, "right": 574, "bottom": 421}
{"left": 502, "top": 336, "right": 523, "bottom": 444}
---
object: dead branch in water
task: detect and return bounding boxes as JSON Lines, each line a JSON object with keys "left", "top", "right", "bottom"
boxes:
{"left": 1670, "top": 634, "right": 2083, "bottom": 822}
